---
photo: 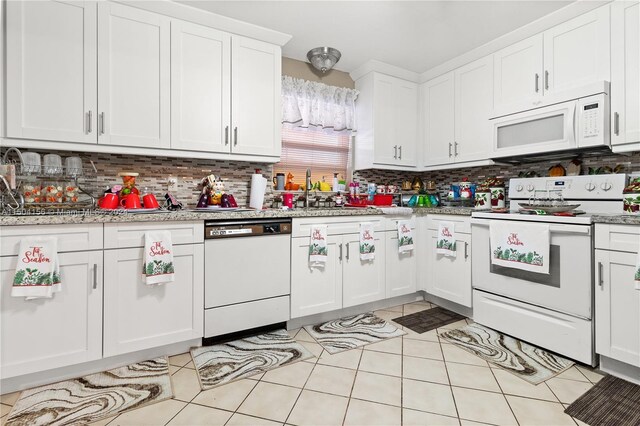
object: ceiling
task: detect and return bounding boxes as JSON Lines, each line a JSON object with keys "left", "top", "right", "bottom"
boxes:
{"left": 176, "top": 0, "right": 573, "bottom": 74}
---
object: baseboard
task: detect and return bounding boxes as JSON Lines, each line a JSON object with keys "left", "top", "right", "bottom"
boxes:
{"left": 422, "top": 291, "right": 473, "bottom": 318}
{"left": 599, "top": 355, "right": 640, "bottom": 385}
{"left": 286, "top": 292, "right": 424, "bottom": 330}
{"left": 0, "top": 338, "right": 201, "bottom": 394}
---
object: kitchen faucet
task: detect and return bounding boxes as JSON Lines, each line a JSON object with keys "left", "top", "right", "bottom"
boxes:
{"left": 305, "top": 168, "right": 312, "bottom": 208}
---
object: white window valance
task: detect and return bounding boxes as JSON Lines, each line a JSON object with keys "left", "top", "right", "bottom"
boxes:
{"left": 282, "top": 76, "right": 359, "bottom": 133}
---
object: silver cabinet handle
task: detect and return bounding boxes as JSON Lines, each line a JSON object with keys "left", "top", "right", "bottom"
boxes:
{"left": 339, "top": 243, "right": 343, "bottom": 261}
{"left": 92, "top": 263, "right": 98, "bottom": 289}
{"left": 535, "top": 73, "right": 539, "bottom": 93}
{"left": 99, "top": 112, "right": 105, "bottom": 135}
{"left": 597, "top": 262, "right": 604, "bottom": 287}
{"left": 614, "top": 112, "right": 620, "bottom": 136}
{"left": 544, "top": 70, "right": 549, "bottom": 90}
{"left": 346, "top": 243, "right": 350, "bottom": 260}
{"left": 393, "top": 145, "right": 398, "bottom": 159}
{"left": 448, "top": 143, "right": 452, "bottom": 158}
{"left": 225, "top": 126, "right": 229, "bottom": 145}
{"left": 454, "top": 142, "right": 459, "bottom": 157}
{"left": 464, "top": 242, "right": 469, "bottom": 259}
{"left": 398, "top": 145, "right": 402, "bottom": 160}
{"left": 233, "top": 127, "right": 238, "bottom": 146}
{"left": 86, "top": 111, "right": 92, "bottom": 134}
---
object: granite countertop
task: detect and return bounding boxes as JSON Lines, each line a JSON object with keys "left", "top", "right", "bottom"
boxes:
{"left": 0, "top": 206, "right": 473, "bottom": 226}
{"left": 590, "top": 214, "right": 640, "bottom": 225}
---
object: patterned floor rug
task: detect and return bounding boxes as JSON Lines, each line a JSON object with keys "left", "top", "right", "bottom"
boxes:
{"left": 439, "top": 323, "right": 574, "bottom": 384}
{"left": 191, "top": 329, "right": 314, "bottom": 390}
{"left": 392, "top": 306, "right": 466, "bottom": 334}
{"left": 564, "top": 374, "right": 640, "bottom": 426}
{"left": 304, "top": 312, "right": 406, "bottom": 354}
{"left": 6, "top": 357, "right": 172, "bottom": 426}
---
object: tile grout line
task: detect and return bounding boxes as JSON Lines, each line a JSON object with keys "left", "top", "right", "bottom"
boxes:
{"left": 488, "top": 366, "right": 521, "bottom": 426}
{"left": 438, "top": 332, "right": 460, "bottom": 422}
{"left": 340, "top": 343, "right": 365, "bottom": 425}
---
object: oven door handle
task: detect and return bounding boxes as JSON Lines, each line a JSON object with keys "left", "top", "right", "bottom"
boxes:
{"left": 471, "top": 218, "right": 591, "bottom": 235}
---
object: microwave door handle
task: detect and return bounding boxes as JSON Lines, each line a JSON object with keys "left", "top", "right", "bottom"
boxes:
{"left": 571, "top": 102, "right": 578, "bottom": 145}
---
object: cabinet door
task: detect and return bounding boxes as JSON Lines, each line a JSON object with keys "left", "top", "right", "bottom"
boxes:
{"left": 1, "top": 251, "right": 102, "bottom": 379}
{"left": 372, "top": 74, "right": 398, "bottom": 165}
{"left": 493, "top": 34, "right": 543, "bottom": 110}
{"left": 291, "top": 236, "right": 342, "bottom": 318}
{"left": 543, "top": 7, "right": 610, "bottom": 94}
{"left": 421, "top": 73, "right": 455, "bottom": 166}
{"left": 595, "top": 250, "right": 640, "bottom": 367}
{"left": 103, "top": 244, "right": 204, "bottom": 357}
{"left": 454, "top": 56, "right": 494, "bottom": 163}
{"left": 231, "top": 36, "right": 281, "bottom": 157}
{"left": 171, "top": 21, "right": 231, "bottom": 153}
{"left": 611, "top": 0, "right": 640, "bottom": 146}
{"left": 97, "top": 2, "right": 170, "bottom": 148}
{"left": 6, "top": 0, "right": 97, "bottom": 143}
{"left": 385, "top": 231, "right": 417, "bottom": 298}
{"left": 343, "top": 234, "right": 386, "bottom": 307}
{"left": 426, "top": 231, "right": 472, "bottom": 307}
{"left": 394, "top": 79, "right": 419, "bottom": 167}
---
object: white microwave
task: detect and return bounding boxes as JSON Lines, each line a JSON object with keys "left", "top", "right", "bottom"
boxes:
{"left": 491, "top": 93, "right": 609, "bottom": 159}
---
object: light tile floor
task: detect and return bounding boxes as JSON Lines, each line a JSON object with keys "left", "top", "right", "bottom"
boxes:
{"left": 0, "top": 301, "right": 605, "bottom": 426}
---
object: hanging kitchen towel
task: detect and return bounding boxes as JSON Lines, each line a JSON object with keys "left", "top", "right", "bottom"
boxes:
{"left": 436, "top": 221, "right": 457, "bottom": 257}
{"left": 309, "top": 225, "right": 328, "bottom": 265}
{"left": 397, "top": 220, "right": 414, "bottom": 253}
{"left": 359, "top": 222, "right": 376, "bottom": 261}
{"left": 11, "top": 237, "right": 61, "bottom": 300}
{"left": 490, "top": 221, "right": 550, "bottom": 274}
{"left": 143, "top": 231, "right": 175, "bottom": 285}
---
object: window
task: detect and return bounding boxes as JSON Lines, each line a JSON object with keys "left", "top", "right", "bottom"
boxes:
{"left": 275, "top": 126, "right": 350, "bottom": 186}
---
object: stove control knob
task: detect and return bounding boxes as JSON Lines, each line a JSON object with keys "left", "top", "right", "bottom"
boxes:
{"left": 526, "top": 184, "right": 535, "bottom": 192}
{"left": 516, "top": 185, "right": 523, "bottom": 192}
{"left": 585, "top": 182, "right": 596, "bottom": 192}
{"left": 600, "top": 182, "right": 612, "bottom": 191}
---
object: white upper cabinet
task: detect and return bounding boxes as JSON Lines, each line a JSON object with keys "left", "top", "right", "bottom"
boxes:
{"left": 611, "top": 0, "right": 640, "bottom": 147}
{"left": 493, "top": 34, "right": 544, "bottom": 111}
{"left": 97, "top": 2, "right": 170, "bottom": 149}
{"left": 454, "top": 56, "right": 494, "bottom": 163}
{"left": 171, "top": 21, "right": 231, "bottom": 153}
{"left": 494, "top": 7, "right": 610, "bottom": 113}
{"left": 354, "top": 72, "right": 418, "bottom": 170}
{"left": 421, "top": 72, "right": 455, "bottom": 166}
{"left": 231, "top": 36, "right": 282, "bottom": 157}
{"left": 6, "top": 0, "right": 97, "bottom": 143}
{"left": 543, "top": 6, "right": 610, "bottom": 94}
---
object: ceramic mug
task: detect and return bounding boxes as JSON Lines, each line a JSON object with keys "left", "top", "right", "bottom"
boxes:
{"left": 142, "top": 193, "right": 159, "bottom": 209}
{"left": 120, "top": 194, "right": 141, "bottom": 209}
{"left": 100, "top": 193, "right": 119, "bottom": 209}
{"left": 273, "top": 173, "right": 285, "bottom": 191}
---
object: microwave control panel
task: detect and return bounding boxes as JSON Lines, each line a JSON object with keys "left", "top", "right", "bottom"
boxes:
{"left": 582, "top": 103, "right": 600, "bottom": 138}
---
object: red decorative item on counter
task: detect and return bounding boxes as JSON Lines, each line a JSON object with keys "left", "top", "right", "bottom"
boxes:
{"left": 373, "top": 194, "right": 393, "bottom": 206}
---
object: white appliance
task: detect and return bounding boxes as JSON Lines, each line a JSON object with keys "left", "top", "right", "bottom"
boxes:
{"left": 471, "top": 174, "right": 627, "bottom": 366}
{"left": 491, "top": 82, "right": 610, "bottom": 160}
{"left": 203, "top": 219, "right": 291, "bottom": 342}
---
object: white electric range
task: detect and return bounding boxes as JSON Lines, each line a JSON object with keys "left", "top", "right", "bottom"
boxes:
{"left": 470, "top": 174, "right": 627, "bottom": 366}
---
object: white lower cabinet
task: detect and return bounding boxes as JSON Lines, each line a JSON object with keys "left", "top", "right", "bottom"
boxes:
{"left": 385, "top": 219, "right": 417, "bottom": 298}
{"left": 103, "top": 243, "right": 204, "bottom": 357}
{"left": 595, "top": 249, "right": 640, "bottom": 367}
{"left": 425, "top": 216, "right": 472, "bottom": 307}
{"left": 291, "top": 235, "right": 343, "bottom": 318}
{"left": 0, "top": 251, "right": 103, "bottom": 379}
{"left": 343, "top": 233, "right": 386, "bottom": 308}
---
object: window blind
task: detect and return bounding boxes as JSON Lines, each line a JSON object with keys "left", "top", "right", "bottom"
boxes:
{"left": 275, "top": 127, "right": 350, "bottom": 187}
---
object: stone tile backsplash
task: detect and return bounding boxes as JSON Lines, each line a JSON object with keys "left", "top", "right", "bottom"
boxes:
{"left": 10, "top": 148, "right": 640, "bottom": 208}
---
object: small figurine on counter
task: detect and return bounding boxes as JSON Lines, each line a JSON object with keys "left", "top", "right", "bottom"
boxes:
{"left": 210, "top": 179, "right": 225, "bottom": 205}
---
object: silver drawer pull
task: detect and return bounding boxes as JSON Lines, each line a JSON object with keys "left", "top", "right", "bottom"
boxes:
{"left": 346, "top": 243, "right": 350, "bottom": 260}
{"left": 464, "top": 242, "right": 469, "bottom": 259}
{"left": 93, "top": 263, "right": 98, "bottom": 290}
{"left": 339, "top": 243, "right": 343, "bottom": 261}
{"left": 597, "top": 262, "right": 604, "bottom": 287}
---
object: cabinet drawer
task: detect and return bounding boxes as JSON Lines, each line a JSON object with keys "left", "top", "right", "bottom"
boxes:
{"left": 292, "top": 216, "right": 383, "bottom": 238}
{"left": 427, "top": 215, "right": 471, "bottom": 233}
{"left": 104, "top": 221, "right": 204, "bottom": 248}
{"left": 595, "top": 224, "right": 640, "bottom": 253}
{"left": 383, "top": 215, "right": 416, "bottom": 231}
{"left": 0, "top": 224, "right": 103, "bottom": 256}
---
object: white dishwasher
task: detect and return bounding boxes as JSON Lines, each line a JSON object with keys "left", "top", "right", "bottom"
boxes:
{"left": 203, "top": 219, "right": 291, "bottom": 342}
